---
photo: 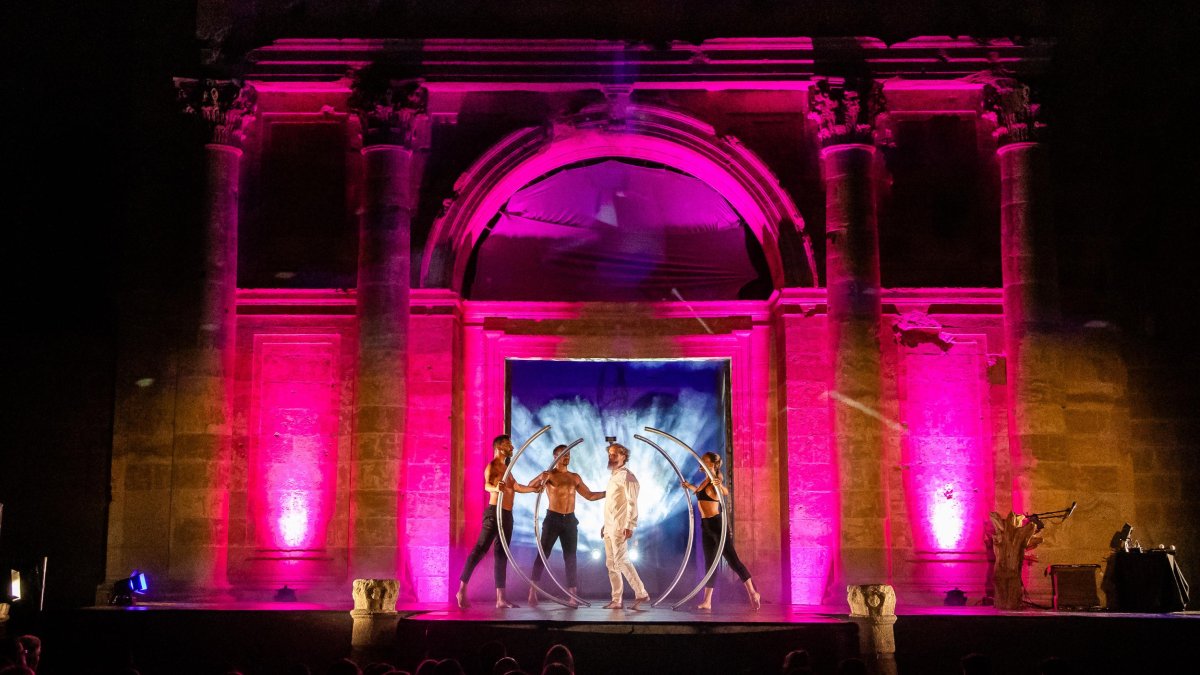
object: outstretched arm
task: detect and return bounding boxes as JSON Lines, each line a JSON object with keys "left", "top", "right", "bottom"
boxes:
{"left": 575, "top": 477, "right": 605, "bottom": 501}
{"left": 513, "top": 478, "right": 543, "bottom": 494}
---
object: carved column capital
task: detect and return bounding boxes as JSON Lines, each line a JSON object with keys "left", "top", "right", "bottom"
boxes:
{"left": 174, "top": 78, "right": 257, "bottom": 147}
{"left": 967, "top": 71, "right": 1046, "bottom": 146}
{"left": 808, "top": 77, "right": 892, "bottom": 148}
{"left": 349, "top": 70, "right": 432, "bottom": 149}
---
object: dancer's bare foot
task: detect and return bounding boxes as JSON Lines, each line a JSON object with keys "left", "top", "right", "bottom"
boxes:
{"left": 630, "top": 595, "right": 650, "bottom": 610}
{"left": 603, "top": 600, "right": 623, "bottom": 609}
{"left": 495, "top": 590, "right": 518, "bottom": 609}
{"left": 527, "top": 588, "right": 539, "bottom": 607}
{"left": 455, "top": 586, "right": 470, "bottom": 610}
{"left": 695, "top": 602, "right": 712, "bottom": 610}
{"left": 744, "top": 580, "right": 762, "bottom": 611}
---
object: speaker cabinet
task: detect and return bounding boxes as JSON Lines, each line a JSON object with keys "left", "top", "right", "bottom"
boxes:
{"left": 1049, "top": 564, "right": 1102, "bottom": 610}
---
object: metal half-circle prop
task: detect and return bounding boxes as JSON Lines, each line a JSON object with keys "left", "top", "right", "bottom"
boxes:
{"left": 495, "top": 425, "right": 582, "bottom": 609}
{"left": 643, "top": 426, "right": 729, "bottom": 610}
{"left": 529, "top": 438, "right": 591, "bottom": 607}
{"left": 631, "top": 433, "right": 697, "bottom": 608}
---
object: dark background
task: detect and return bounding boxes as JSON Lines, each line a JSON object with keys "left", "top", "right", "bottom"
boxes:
{"left": 2, "top": 1, "right": 1197, "bottom": 609}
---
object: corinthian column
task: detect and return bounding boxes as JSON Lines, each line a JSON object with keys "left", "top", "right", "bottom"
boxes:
{"left": 811, "top": 78, "right": 890, "bottom": 586}
{"left": 170, "top": 79, "right": 256, "bottom": 596}
{"left": 981, "top": 76, "right": 1063, "bottom": 515}
{"left": 349, "top": 78, "right": 431, "bottom": 592}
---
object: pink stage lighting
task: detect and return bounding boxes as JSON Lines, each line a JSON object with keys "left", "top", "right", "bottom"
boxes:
{"left": 251, "top": 337, "right": 341, "bottom": 555}
{"left": 900, "top": 340, "right": 992, "bottom": 554}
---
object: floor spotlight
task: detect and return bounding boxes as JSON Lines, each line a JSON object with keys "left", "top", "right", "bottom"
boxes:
{"left": 8, "top": 570, "right": 20, "bottom": 602}
{"left": 109, "top": 570, "right": 148, "bottom": 606}
{"left": 274, "top": 584, "right": 298, "bottom": 602}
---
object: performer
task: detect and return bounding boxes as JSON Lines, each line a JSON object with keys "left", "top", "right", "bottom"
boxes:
{"left": 527, "top": 445, "right": 605, "bottom": 607}
{"left": 681, "top": 451, "right": 761, "bottom": 610}
{"left": 456, "top": 434, "right": 542, "bottom": 609}
{"left": 601, "top": 442, "right": 650, "bottom": 609}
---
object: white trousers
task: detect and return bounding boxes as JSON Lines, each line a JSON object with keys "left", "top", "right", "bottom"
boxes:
{"left": 603, "top": 535, "right": 647, "bottom": 602}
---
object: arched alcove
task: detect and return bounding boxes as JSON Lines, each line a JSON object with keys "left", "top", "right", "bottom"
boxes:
{"left": 464, "top": 157, "right": 774, "bottom": 301}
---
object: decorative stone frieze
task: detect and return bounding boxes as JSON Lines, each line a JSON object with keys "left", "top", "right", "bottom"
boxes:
{"left": 349, "top": 70, "right": 432, "bottom": 148}
{"left": 808, "top": 77, "right": 892, "bottom": 148}
{"left": 174, "top": 78, "right": 257, "bottom": 147}
{"left": 966, "top": 71, "right": 1046, "bottom": 145}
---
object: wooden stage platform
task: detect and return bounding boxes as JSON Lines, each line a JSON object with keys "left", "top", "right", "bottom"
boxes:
{"left": 21, "top": 601, "right": 1200, "bottom": 674}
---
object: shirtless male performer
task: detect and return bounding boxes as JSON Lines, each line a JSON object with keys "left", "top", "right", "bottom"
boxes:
{"left": 601, "top": 442, "right": 650, "bottom": 609}
{"left": 526, "top": 445, "right": 606, "bottom": 607}
{"left": 456, "top": 434, "right": 542, "bottom": 609}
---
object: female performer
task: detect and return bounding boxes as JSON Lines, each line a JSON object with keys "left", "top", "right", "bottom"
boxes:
{"left": 681, "top": 452, "right": 761, "bottom": 610}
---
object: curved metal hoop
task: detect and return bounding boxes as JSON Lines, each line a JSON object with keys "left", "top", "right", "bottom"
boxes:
{"left": 632, "top": 434, "right": 696, "bottom": 608}
{"left": 644, "top": 426, "right": 728, "bottom": 610}
{"left": 495, "top": 426, "right": 578, "bottom": 608}
{"left": 529, "top": 438, "right": 591, "bottom": 607}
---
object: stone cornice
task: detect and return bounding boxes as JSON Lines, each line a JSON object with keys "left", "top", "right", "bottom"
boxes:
{"left": 174, "top": 78, "right": 257, "bottom": 147}
{"left": 245, "top": 37, "right": 1050, "bottom": 82}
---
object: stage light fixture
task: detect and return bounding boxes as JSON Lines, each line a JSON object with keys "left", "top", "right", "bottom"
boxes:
{"left": 8, "top": 570, "right": 20, "bottom": 601}
{"left": 108, "top": 570, "right": 148, "bottom": 606}
{"left": 591, "top": 550, "right": 601, "bottom": 560}
{"left": 629, "top": 548, "right": 639, "bottom": 562}
{"left": 274, "top": 584, "right": 298, "bottom": 602}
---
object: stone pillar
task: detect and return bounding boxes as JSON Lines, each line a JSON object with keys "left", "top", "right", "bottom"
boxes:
{"left": 350, "top": 80, "right": 430, "bottom": 591}
{"left": 168, "top": 80, "right": 255, "bottom": 596}
{"left": 825, "top": 142, "right": 888, "bottom": 585}
{"left": 1000, "top": 143, "right": 1062, "bottom": 513}
{"left": 981, "top": 77, "right": 1063, "bottom": 516}
{"left": 350, "top": 578, "right": 400, "bottom": 663}
{"left": 811, "top": 78, "right": 890, "bottom": 588}
{"left": 847, "top": 584, "right": 898, "bottom": 675}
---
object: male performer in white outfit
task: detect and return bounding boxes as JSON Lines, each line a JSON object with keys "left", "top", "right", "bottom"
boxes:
{"left": 602, "top": 442, "right": 650, "bottom": 609}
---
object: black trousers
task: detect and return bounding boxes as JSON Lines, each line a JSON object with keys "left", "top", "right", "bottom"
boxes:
{"left": 459, "top": 507, "right": 513, "bottom": 589}
{"left": 531, "top": 511, "right": 579, "bottom": 587}
{"left": 701, "top": 513, "right": 752, "bottom": 588}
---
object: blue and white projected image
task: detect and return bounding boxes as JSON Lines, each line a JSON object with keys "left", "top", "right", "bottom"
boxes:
{"left": 506, "top": 359, "right": 730, "bottom": 599}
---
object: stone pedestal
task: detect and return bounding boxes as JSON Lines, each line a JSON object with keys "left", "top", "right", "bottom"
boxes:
{"left": 352, "top": 145, "right": 415, "bottom": 584}
{"left": 848, "top": 584, "right": 898, "bottom": 675}
{"left": 350, "top": 578, "right": 400, "bottom": 663}
{"left": 823, "top": 144, "right": 887, "bottom": 584}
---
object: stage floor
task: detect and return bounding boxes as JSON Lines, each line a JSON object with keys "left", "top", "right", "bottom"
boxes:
{"left": 25, "top": 602, "right": 1200, "bottom": 675}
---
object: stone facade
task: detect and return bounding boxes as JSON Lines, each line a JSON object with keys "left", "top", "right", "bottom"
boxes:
{"left": 102, "top": 37, "right": 1154, "bottom": 608}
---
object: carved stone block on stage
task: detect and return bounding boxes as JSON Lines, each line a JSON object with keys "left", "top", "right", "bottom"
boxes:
{"left": 351, "top": 578, "right": 400, "bottom": 655}
{"left": 847, "top": 584, "right": 898, "bottom": 675}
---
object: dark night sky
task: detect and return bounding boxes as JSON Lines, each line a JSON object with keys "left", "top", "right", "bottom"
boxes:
{"left": 1, "top": 1, "right": 1198, "bottom": 607}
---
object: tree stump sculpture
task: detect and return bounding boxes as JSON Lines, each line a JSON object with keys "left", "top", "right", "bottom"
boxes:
{"left": 989, "top": 511, "right": 1044, "bottom": 610}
